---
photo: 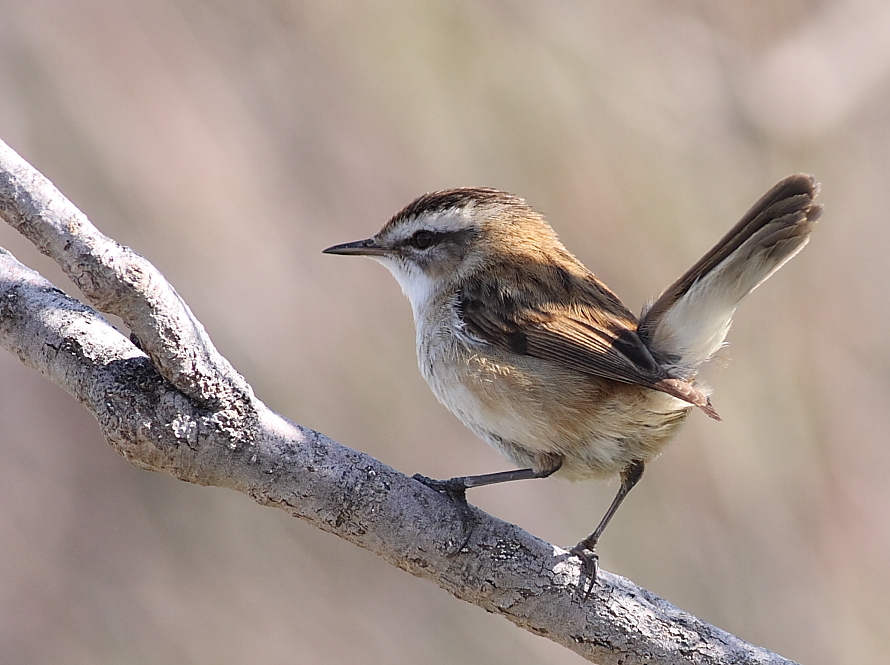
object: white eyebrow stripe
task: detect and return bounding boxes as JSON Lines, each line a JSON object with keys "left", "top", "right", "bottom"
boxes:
{"left": 382, "top": 208, "right": 477, "bottom": 243}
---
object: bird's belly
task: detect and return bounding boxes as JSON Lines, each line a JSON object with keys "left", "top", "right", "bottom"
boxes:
{"left": 421, "top": 344, "right": 690, "bottom": 481}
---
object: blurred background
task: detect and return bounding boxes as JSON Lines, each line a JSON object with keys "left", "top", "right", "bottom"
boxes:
{"left": 0, "top": 0, "right": 888, "bottom": 663}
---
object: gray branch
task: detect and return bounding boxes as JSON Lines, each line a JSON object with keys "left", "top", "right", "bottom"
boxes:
{"left": 0, "top": 138, "right": 797, "bottom": 665}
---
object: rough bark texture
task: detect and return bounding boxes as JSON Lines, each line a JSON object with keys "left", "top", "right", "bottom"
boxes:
{"left": 0, "top": 138, "right": 798, "bottom": 665}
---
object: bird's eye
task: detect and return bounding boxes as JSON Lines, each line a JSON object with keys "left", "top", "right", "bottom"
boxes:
{"left": 411, "top": 230, "right": 436, "bottom": 249}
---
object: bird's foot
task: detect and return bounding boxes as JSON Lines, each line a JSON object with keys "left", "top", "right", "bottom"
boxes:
{"left": 569, "top": 543, "right": 600, "bottom": 601}
{"left": 412, "top": 474, "right": 476, "bottom": 556}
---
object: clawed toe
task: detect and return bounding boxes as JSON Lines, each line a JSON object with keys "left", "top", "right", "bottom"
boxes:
{"left": 412, "top": 474, "right": 466, "bottom": 497}
{"left": 412, "top": 474, "right": 476, "bottom": 556}
{"left": 570, "top": 544, "right": 600, "bottom": 600}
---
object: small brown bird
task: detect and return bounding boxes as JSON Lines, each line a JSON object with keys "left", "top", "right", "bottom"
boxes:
{"left": 324, "top": 174, "right": 821, "bottom": 594}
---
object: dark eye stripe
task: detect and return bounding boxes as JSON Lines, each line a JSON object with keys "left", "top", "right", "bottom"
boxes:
{"left": 399, "top": 227, "right": 479, "bottom": 251}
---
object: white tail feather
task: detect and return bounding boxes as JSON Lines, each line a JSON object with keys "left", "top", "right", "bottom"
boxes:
{"left": 639, "top": 174, "right": 821, "bottom": 376}
{"left": 649, "top": 234, "right": 809, "bottom": 371}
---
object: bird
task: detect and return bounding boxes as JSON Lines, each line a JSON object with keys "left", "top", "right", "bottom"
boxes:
{"left": 323, "top": 174, "right": 821, "bottom": 596}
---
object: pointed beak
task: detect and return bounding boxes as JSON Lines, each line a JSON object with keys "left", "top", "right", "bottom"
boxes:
{"left": 322, "top": 238, "right": 389, "bottom": 257}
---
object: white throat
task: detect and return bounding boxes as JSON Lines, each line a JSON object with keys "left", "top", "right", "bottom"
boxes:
{"left": 373, "top": 256, "right": 438, "bottom": 323}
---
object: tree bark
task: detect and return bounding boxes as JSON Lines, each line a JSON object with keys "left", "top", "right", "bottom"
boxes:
{"left": 0, "top": 138, "right": 798, "bottom": 665}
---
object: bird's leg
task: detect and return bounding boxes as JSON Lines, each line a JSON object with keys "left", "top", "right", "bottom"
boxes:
{"left": 413, "top": 454, "right": 562, "bottom": 556}
{"left": 571, "top": 459, "right": 645, "bottom": 600}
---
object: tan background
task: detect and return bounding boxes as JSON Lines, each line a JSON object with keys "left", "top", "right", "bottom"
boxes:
{"left": 1, "top": 1, "right": 888, "bottom": 663}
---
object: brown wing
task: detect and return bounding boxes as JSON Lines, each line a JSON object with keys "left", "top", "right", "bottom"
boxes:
{"left": 457, "top": 277, "right": 720, "bottom": 419}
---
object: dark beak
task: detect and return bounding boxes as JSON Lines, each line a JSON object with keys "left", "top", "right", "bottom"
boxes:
{"left": 322, "top": 238, "right": 388, "bottom": 256}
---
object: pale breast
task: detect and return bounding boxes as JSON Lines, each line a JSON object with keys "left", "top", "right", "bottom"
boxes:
{"left": 417, "top": 310, "right": 691, "bottom": 481}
